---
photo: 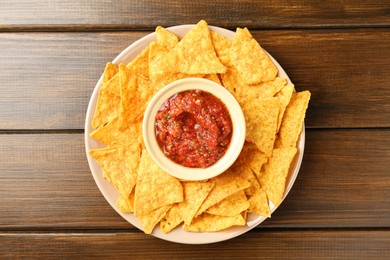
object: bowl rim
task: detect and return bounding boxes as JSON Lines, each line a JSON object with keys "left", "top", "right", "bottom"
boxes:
{"left": 142, "top": 77, "right": 246, "bottom": 181}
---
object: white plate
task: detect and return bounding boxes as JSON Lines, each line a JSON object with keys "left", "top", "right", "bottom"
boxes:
{"left": 85, "top": 24, "right": 305, "bottom": 244}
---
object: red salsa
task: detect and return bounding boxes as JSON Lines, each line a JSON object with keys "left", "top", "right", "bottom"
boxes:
{"left": 155, "top": 90, "right": 232, "bottom": 168}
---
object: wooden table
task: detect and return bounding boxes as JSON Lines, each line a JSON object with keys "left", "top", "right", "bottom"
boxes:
{"left": 1, "top": 1, "right": 389, "bottom": 259}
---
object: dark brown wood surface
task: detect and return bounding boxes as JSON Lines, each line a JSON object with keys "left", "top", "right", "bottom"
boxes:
{"left": 1, "top": 0, "right": 389, "bottom": 258}
{"left": 1, "top": 231, "right": 389, "bottom": 259}
{"left": 1, "top": 29, "right": 389, "bottom": 130}
{"left": 1, "top": 130, "right": 389, "bottom": 231}
{"left": 0, "top": 1, "right": 389, "bottom": 30}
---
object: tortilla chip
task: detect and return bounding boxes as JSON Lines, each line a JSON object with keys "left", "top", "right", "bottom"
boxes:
{"left": 220, "top": 68, "right": 239, "bottom": 98}
{"left": 206, "top": 190, "right": 249, "bottom": 217}
{"left": 91, "top": 46, "right": 150, "bottom": 130}
{"left": 278, "top": 91, "right": 311, "bottom": 148}
{"left": 89, "top": 144, "right": 142, "bottom": 197}
{"left": 180, "top": 182, "right": 214, "bottom": 224}
{"left": 156, "top": 26, "right": 179, "bottom": 49}
{"left": 118, "top": 65, "right": 152, "bottom": 130}
{"left": 126, "top": 45, "right": 150, "bottom": 78}
{"left": 240, "top": 77, "right": 287, "bottom": 103}
{"left": 234, "top": 165, "right": 270, "bottom": 217}
{"left": 159, "top": 203, "right": 181, "bottom": 234}
{"left": 148, "top": 42, "right": 179, "bottom": 84}
{"left": 89, "top": 146, "right": 115, "bottom": 183}
{"left": 243, "top": 99, "right": 280, "bottom": 157}
{"left": 230, "top": 27, "right": 278, "bottom": 84}
{"left": 174, "top": 20, "right": 226, "bottom": 74}
{"left": 116, "top": 191, "right": 135, "bottom": 213}
{"left": 91, "top": 72, "right": 120, "bottom": 129}
{"left": 221, "top": 68, "right": 286, "bottom": 106}
{"left": 195, "top": 169, "right": 250, "bottom": 217}
{"left": 89, "top": 117, "right": 142, "bottom": 147}
{"left": 140, "top": 205, "right": 172, "bottom": 234}
{"left": 93, "top": 46, "right": 150, "bottom": 123}
{"left": 151, "top": 72, "right": 204, "bottom": 93}
{"left": 118, "top": 64, "right": 136, "bottom": 129}
{"left": 247, "top": 190, "right": 270, "bottom": 217}
{"left": 160, "top": 181, "right": 215, "bottom": 233}
{"left": 183, "top": 213, "right": 246, "bottom": 232}
{"left": 275, "top": 83, "right": 295, "bottom": 131}
{"left": 259, "top": 147, "right": 297, "bottom": 206}
{"left": 102, "top": 62, "right": 119, "bottom": 83}
{"left": 236, "top": 142, "right": 268, "bottom": 180}
{"left": 210, "top": 31, "right": 232, "bottom": 66}
{"left": 204, "top": 73, "right": 222, "bottom": 85}
{"left": 134, "top": 150, "right": 183, "bottom": 217}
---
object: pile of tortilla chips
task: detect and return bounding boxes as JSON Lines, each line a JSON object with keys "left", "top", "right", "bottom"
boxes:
{"left": 89, "top": 20, "right": 310, "bottom": 234}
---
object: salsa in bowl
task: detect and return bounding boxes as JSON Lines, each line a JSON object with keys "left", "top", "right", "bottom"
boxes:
{"left": 143, "top": 77, "right": 246, "bottom": 181}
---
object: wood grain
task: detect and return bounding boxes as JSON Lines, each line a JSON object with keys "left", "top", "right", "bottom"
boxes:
{"left": 0, "top": 29, "right": 389, "bottom": 130}
{"left": 0, "top": 133, "right": 127, "bottom": 230}
{"left": 264, "top": 128, "right": 390, "bottom": 228}
{"left": 0, "top": 1, "right": 389, "bottom": 30}
{"left": 1, "top": 130, "right": 389, "bottom": 230}
{"left": 0, "top": 32, "right": 147, "bottom": 130}
{"left": 1, "top": 0, "right": 388, "bottom": 257}
{"left": 1, "top": 231, "right": 389, "bottom": 259}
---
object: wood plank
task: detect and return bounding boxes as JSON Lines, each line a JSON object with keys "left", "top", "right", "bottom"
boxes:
{"left": 1, "top": 231, "right": 389, "bottom": 259}
{"left": 0, "top": 1, "right": 389, "bottom": 30}
{"left": 263, "top": 128, "right": 390, "bottom": 228}
{"left": 0, "top": 29, "right": 389, "bottom": 130}
{"left": 0, "top": 133, "right": 128, "bottom": 230}
{"left": 0, "top": 130, "right": 389, "bottom": 230}
{"left": 0, "top": 32, "right": 147, "bottom": 130}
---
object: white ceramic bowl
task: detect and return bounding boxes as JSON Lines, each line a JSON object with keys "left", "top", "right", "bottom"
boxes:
{"left": 142, "top": 77, "right": 246, "bottom": 181}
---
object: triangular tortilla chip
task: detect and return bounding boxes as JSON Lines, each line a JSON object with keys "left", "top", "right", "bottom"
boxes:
{"left": 210, "top": 31, "right": 232, "bottom": 66}
{"left": 156, "top": 26, "right": 179, "bottom": 49}
{"left": 183, "top": 213, "right": 246, "bottom": 232}
{"left": 243, "top": 99, "right": 280, "bottom": 157}
{"left": 179, "top": 182, "right": 215, "bottom": 225}
{"left": 102, "top": 62, "right": 119, "bottom": 83}
{"left": 275, "top": 84, "right": 295, "bottom": 131}
{"left": 239, "top": 77, "right": 287, "bottom": 104}
{"left": 140, "top": 205, "right": 172, "bottom": 234}
{"left": 230, "top": 27, "right": 278, "bottom": 84}
{"left": 89, "top": 117, "right": 142, "bottom": 147}
{"left": 203, "top": 73, "right": 222, "bottom": 85}
{"left": 92, "top": 71, "right": 120, "bottom": 129}
{"left": 126, "top": 45, "right": 150, "bottom": 78}
{"left": 160, "top": 181, "right": 214, "bottom": 233}
{"left": 221, "top": 68, "right": 287, "bottom": 106}
{"left": 89, "top": 143, "right": 142, "bottom": 197}
{"left": 236, "top": 142, "right": 268, "bottom": 180}
{"left": 234, "top": 165, "right": 270, "bottom": 217}
{"left": 151, "top": 72, "right": 204, "bottom": 93}
{"left": 248, "top": 190, "right": 270, "bottom": 217}
{"left": 134, "top": 150, "right": 183, "bottom": 217}
{"left": 91, "top": 46, "right": 150, "bottom": 130}
{"left": 159, "top": 203, "right": 182, "bottom": 234}
{"left": 174, "top": 20, "right": 226, "bottom": 74}
{"left": 116, "top": 191, "right": 135, "bottom": 213}
{"left": 118, "top": 65, "right": 153, "bottom": 130}
{"left": 278, "top": 91, "right": 311, "bottom": 148}
{"left": 206, "top": 190, "right": 249, "bottom": 217}
{"left": 148, "top": 42, "right": 179, "bottom": 84}
{"left": 259, "top": 147, "right": 297, "bottom": 206}
{"left": 195, "top": 169, "right": 250, "bottom": 217}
